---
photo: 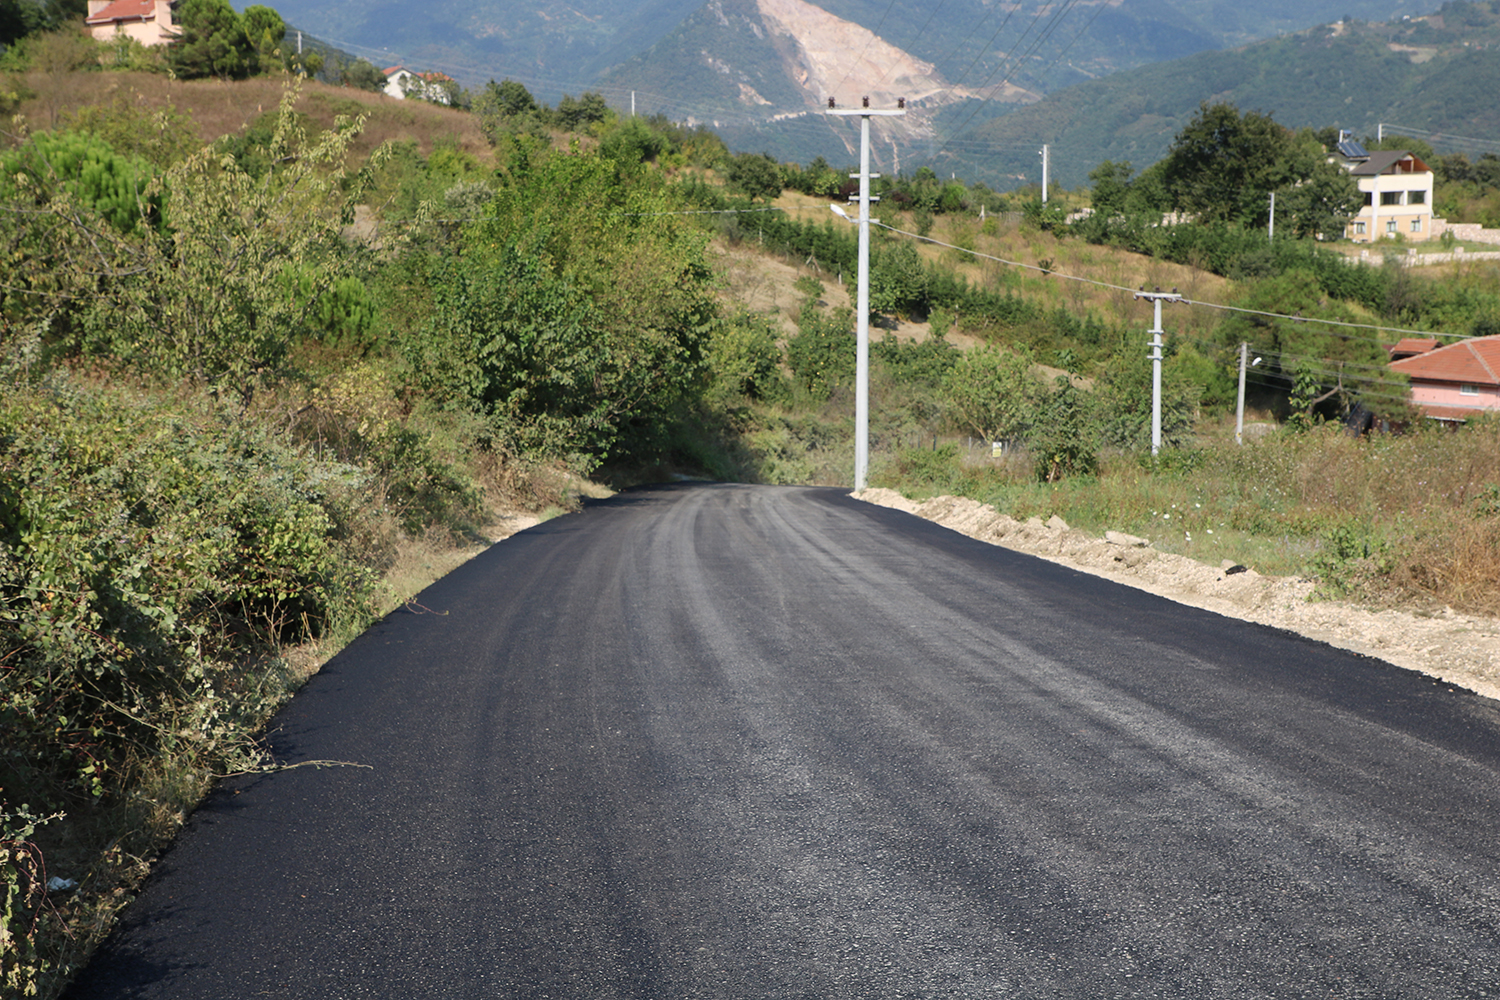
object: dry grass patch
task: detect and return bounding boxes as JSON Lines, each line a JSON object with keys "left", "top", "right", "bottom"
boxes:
{"left": 10, "top": 71, "right": 494, "bottom": 166}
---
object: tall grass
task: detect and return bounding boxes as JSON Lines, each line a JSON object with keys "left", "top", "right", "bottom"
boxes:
{"left": 874, "top": 419, "right": 1500, "bottom": 615}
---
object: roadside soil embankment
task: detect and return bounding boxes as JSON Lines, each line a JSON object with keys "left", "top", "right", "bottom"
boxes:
{"left": 856, "top": 488, "right": 1500, "bottom": 702}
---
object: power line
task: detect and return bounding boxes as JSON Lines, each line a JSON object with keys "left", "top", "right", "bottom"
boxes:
{"left": 827, "top": 0, "right": 905, "bottom": 101}
{"left": 868, "top": 218, "right": 1465, "bottom": 341}
{"left": 926, "top": 0, "right": 1089, "bottom": 164}
{"left": 1377, "top": 124, "right": 1500, "bottom": 156}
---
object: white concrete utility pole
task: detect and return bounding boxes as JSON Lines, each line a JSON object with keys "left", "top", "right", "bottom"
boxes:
{"left": 1040, "top": 144, "right": 1049, "bottom": 204}
{"left": 1134, "top": 288, "right": 1182, "bottom": 456}
{"left": 828, "top": 96, "right": 905, "bottom": 491}
{"left": 1235, "top": 343, "right": 1261, "bottom": 446}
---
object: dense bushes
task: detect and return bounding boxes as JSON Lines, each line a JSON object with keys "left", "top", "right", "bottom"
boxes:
{"left": 401, "top": 147, "right": 716, "bottom": 464}
{"left": 0, "top": 370, "right": 381, "bottom": 798}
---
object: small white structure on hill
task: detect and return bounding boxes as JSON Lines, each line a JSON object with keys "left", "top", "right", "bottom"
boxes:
{"left": 382, "top": 66, "right": 455, "bottom": 105}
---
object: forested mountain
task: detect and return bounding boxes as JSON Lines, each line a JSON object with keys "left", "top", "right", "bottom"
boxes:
{"left": 256, "top": 0, "right": 1433, "bottom": 107}
{"left": 940, "top": 1, "right": 1500, "bottom": 189}
{"left": 257, "top": 0, "right": 1487, "bottom": 186}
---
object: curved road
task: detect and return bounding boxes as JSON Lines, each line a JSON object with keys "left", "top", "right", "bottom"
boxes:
{"left": 67, "top": 484, "right": 1500, "bottom": 999}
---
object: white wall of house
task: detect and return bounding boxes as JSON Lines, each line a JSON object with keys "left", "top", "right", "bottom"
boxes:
{"left": 383, "top": 68, "right": 413, "bottom": 100}
{"left": 85, "top": 0, "right": 178, "bottom": 47}
{"left": 1345, "top": 158, "right": 1435, "bottom": 243}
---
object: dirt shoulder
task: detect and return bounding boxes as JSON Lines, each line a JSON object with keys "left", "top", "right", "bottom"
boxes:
{"left": 855, "top": 488, "right": 1500, "bottom": 703}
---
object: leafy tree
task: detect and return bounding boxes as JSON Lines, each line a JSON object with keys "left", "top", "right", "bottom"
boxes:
{"left": 485, "top": 78, "right": 537, "bottom": 117}
{"left": 555, "top": 91, "right": 609, "bottom": 131}
{"left": 1272, "top": 129, "right": 1361, "bottom": 240}
{"left": 1220, "top": 269, "right": 1406, "bottom": 417}
{"left": 402, "top": 145, "right": 716, "bottom": 461}
{"left": 74, "top": 86, "right": 382, "bottom": 395}
{"left": 473, "top": 79, "right": 548, "bottom": 142}
{"left": 706, "top": 310, "right": 784, "bottom": 401}
{"left": 0, "top": 0, "right": 43, "bottom": 47}
{"left": 64, "top": 96, "right": 201, "bottom": 168}
{"left": 786, "top": 155, "right": 842, "bottom": 197}
{"left": 339, "top": 57, "right": 385, "bottom": 92}
{"left": 1092, "top": 347, "right": 1199, "bottom": 451}
{"left": 1032, "top": 377, "right": 1098, "bottom": 482}
{"left": 1089, "top": 160, "right": 1134, "bottom": 216}
{"left": 241, "top": 4, "right": 285, "bottom": 70}
{"left": 870, "top": 241, "right": 927, "bottom": 316}
{"left": 942, "top": 347, "right": 1045, "bottom": 446}
{"left": 1161, "top": 102, "right": 1292, "bottom": 226}
{"left": 724, "top": 151, "right": 782, "bottom": 202}
{"left": 786, "top": 302, "right": 854, "bottom": 400}
{"left": 598, "top": 116, "right": 666, "bottom": 169}
{"left": 167, "top": 0, "right": 255, "bottom": 80}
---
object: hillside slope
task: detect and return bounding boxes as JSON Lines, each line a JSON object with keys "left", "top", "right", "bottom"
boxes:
{"left": 252, "top": 0, "right": 1433, "bottom": 109}
{"left": 942, "top": 1, "right": 1500, "bottom": 188}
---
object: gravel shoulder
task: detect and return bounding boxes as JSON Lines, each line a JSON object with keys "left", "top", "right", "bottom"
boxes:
{"left": 855, "top": 488, "right": 1500, "bottom": 703}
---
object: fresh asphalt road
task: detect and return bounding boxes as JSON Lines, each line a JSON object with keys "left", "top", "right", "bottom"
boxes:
{"left": 65, "top": 484, "right": 1500, "bottom": 999}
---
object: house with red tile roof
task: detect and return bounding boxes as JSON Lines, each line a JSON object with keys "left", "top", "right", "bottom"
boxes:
{"left": 85, "top": 0, "right": 179, "bottom": 46}
{"left": 1389, "top": 336, "right": 1500, "bottom": 422}
{"left": 1388, "top": 337, "right": 1440, "bottom": 360}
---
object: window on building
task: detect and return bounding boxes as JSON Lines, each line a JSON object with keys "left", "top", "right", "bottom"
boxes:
{"left": 1363, "top": 192, "right": 1373, "bottom": 206}
{"left": 1353, "top": 221, "right": 1366, "bottom": 234}
{"left": 1387, "top": 219, "right": 1398, "bottom": 233}
{"left": 1409, "top": 190, "right": 1427, "bottom": 204}
{"left": 1461, "top": 384, "right": 1479, "bottom": 396}
{"left": 1381, "top": 191, "right": 1403, "bottom": 206}
{"left": 1412, "top": 218, "right": 1422, "bottom": 233}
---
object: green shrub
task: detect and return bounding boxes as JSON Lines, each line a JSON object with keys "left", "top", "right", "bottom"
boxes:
{"left": 706, "top": 311, "right": 785, "bottom": 402}
{"left": 0, "top": 374, "right": 377, "bottom": 811}
{"left": 0, "top": 130, "right": 161, "bottom": 234}
{"left": 786, "top": 305, "right": 854, "bottom": 400}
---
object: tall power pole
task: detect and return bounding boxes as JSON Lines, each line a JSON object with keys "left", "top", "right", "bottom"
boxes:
{"left": 1134, "top": 289, "right": 1181, "bottom": 456}
{"left": 1235, "top": 342, "right": 1260, "bottom": 446}
{"left": 828, "top": 97, "right": 906, "bottom": 491}
{"left": 1040, "top": 144, "right": 1049, "bottom": 204}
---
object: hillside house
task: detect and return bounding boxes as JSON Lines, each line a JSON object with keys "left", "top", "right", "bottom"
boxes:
{"left": 1388, "top": 336, "right": 1500, "bottom": 422}
{"left": 1334, "top": 133, "right": 1435, "bottom": 243}
{"left": 85, "top": 0, "right": 179, "bottom": 46}
{"left": 382, "top": 66, "right": 454, "bottom": 105}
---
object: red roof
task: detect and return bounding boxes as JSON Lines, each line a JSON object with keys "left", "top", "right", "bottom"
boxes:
{"left": 1417, "top": 403, "right": 1494, "bottom": 422}
{"left": 86, "top": 0, "right": 158, "bottom": 24}
{"left": 1390, "top": 336, "right": 1500, "bottom": 387}
{"left": 1388, "top": 337, "right": 1439, "bottom": 358}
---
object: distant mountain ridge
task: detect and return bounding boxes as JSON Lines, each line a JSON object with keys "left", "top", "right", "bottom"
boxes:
{"left": 941, "top": 2, "right": 1500, "bottom": 188}
{"left": 252, "top": 0, "right": 1495, "bottom": 187}
{"left": 256, "top": 0, "right": 1431, "bottom": 104}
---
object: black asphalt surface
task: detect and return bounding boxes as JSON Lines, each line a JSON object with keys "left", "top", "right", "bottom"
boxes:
{"left": 64, "top": 483, "right": 1500, "bottom": 999}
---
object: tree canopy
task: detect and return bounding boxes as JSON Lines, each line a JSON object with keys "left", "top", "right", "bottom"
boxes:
{"left": 1160, "top": 102, "right": 1358, "bottom": 236}
{"left": 167, "top": 0, "right": 257, "bottom": 80}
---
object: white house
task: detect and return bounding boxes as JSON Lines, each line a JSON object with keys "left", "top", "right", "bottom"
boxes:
{"left": 382, "top": 66, "right": 454, "bottom": 105}
{"left": 1333, "top": 132, "right": 1435, "bottom": 243}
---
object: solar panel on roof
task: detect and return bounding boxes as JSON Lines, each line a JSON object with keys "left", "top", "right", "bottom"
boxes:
{"left": 1337, "top": 139, "right": 1369, "bottom": 158}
